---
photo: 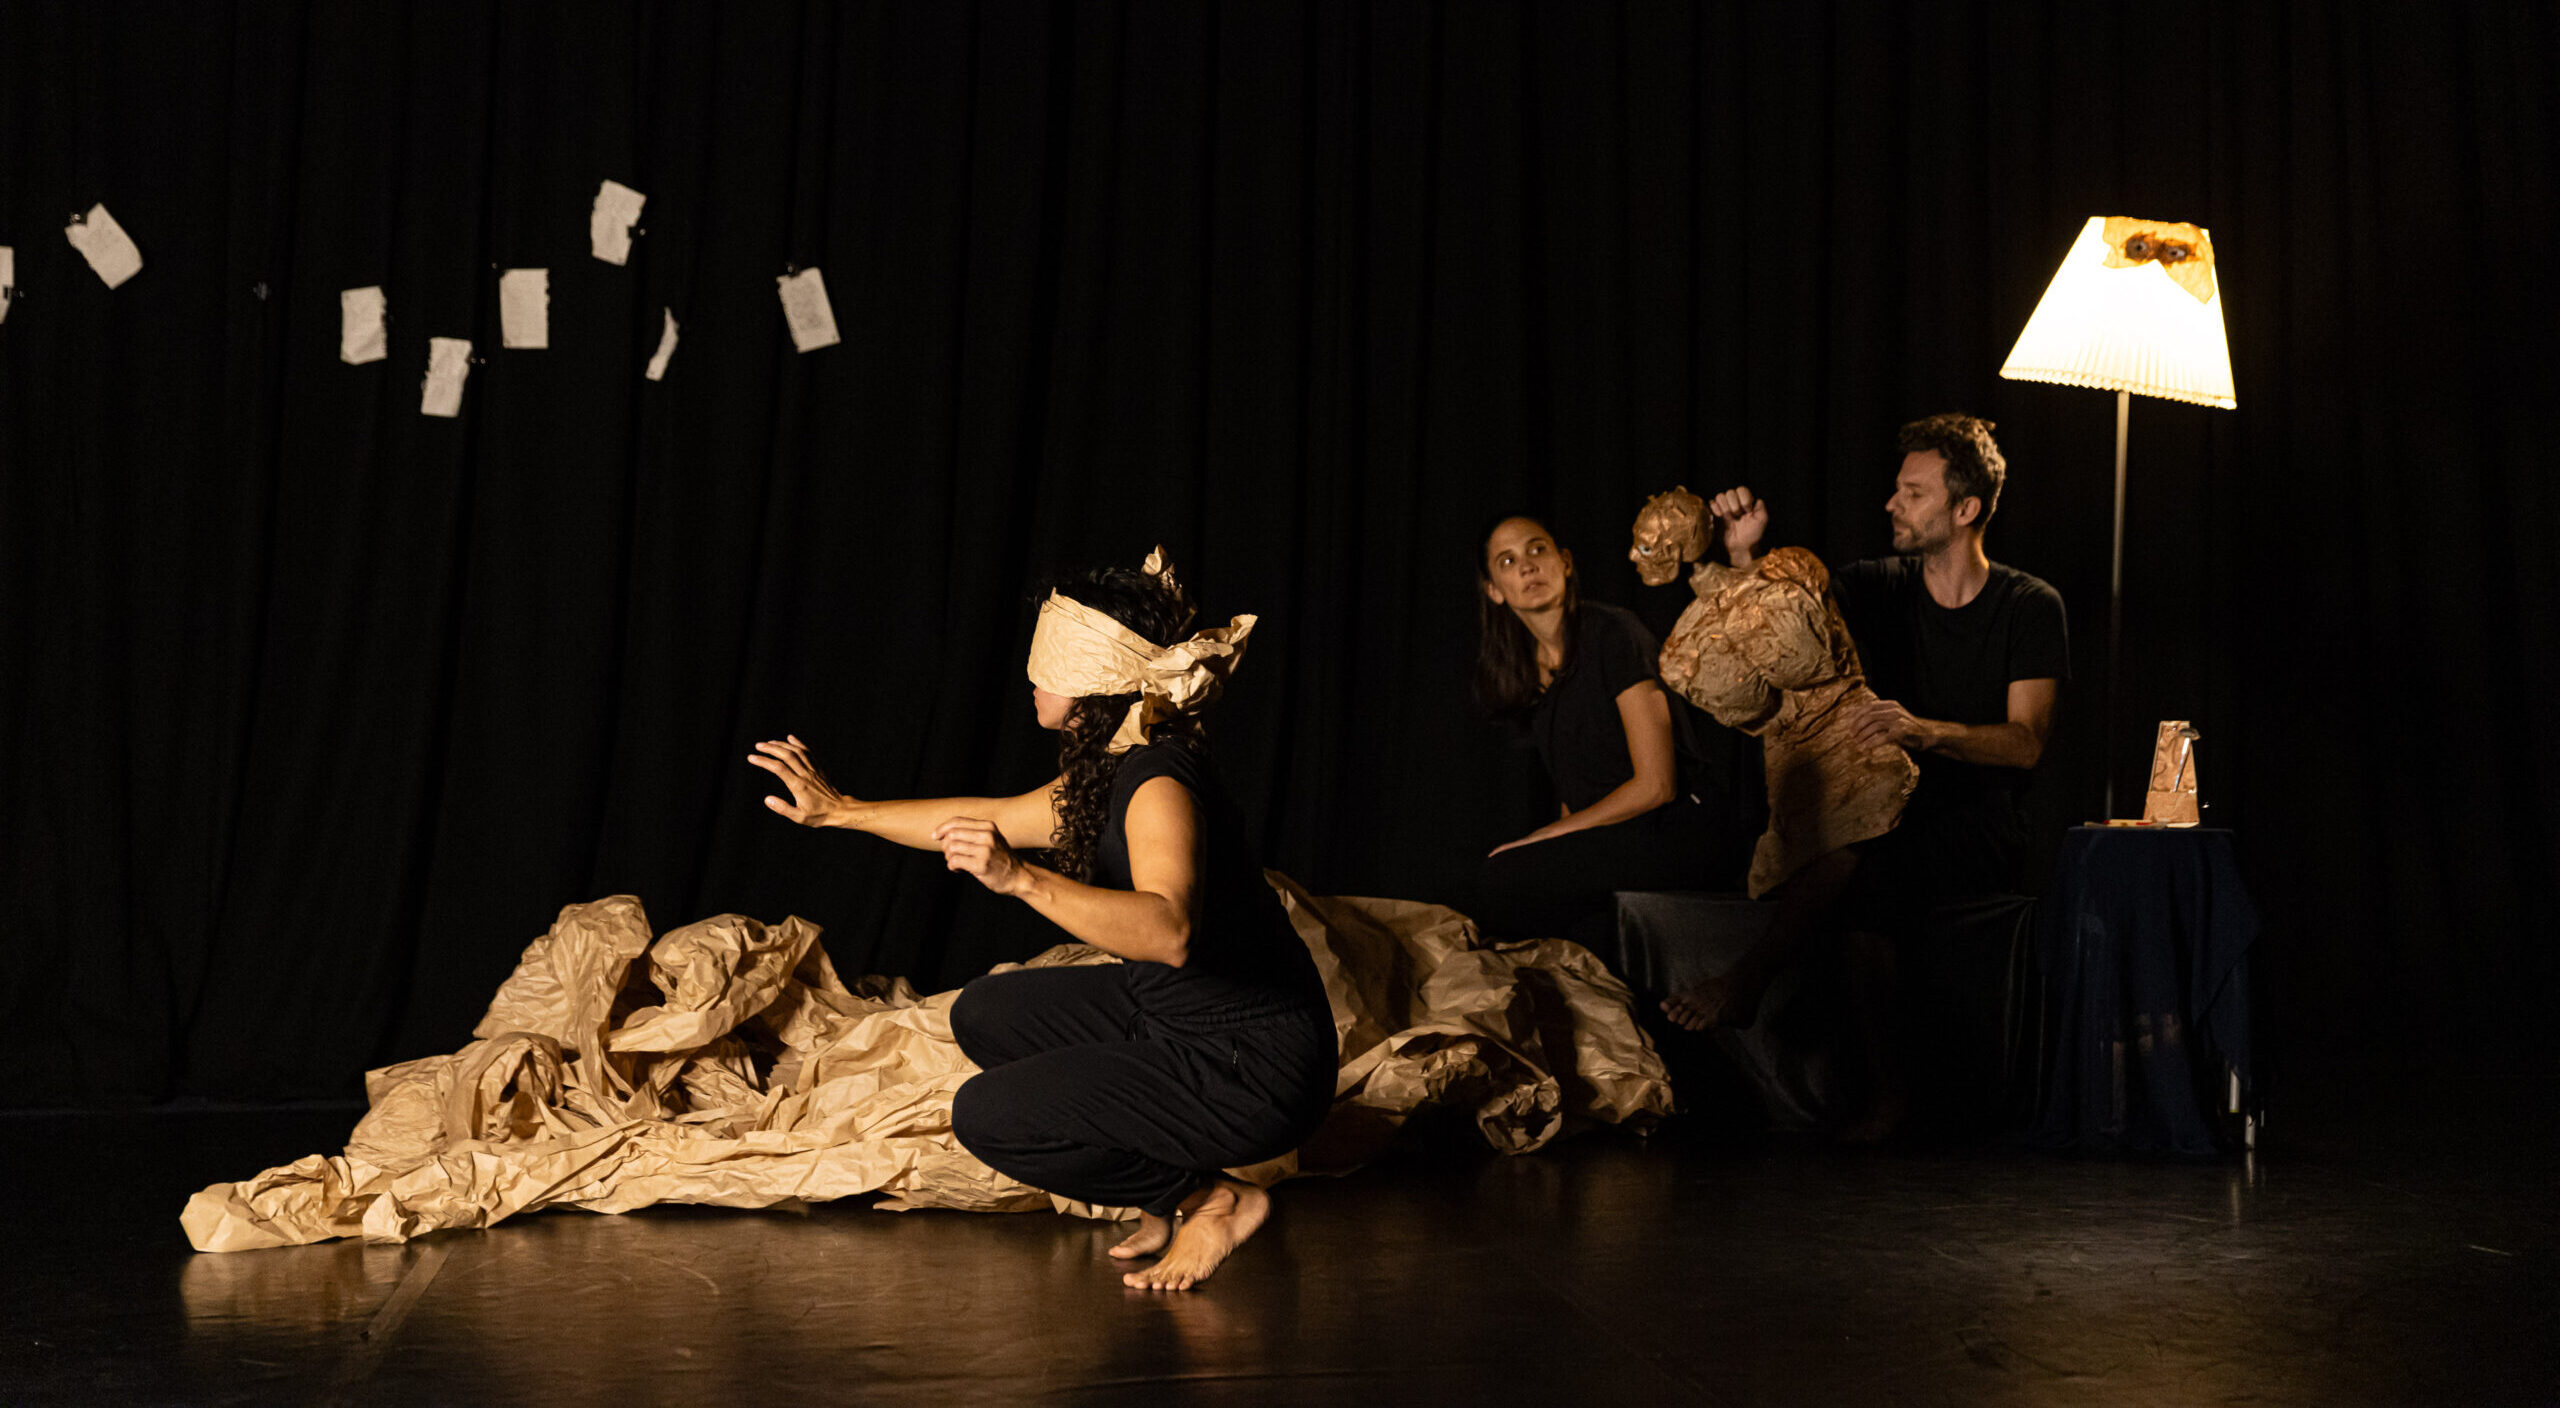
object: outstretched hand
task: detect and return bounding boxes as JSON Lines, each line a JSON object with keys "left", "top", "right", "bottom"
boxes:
{"left": 934, "top": 817, "right": 1030, "bottom": 896}
{"left": 748, "top": 734, "right": 856, "bottom": 826}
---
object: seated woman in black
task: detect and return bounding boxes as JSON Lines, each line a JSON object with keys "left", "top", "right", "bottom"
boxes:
{"left": 747, "top": 554, "right": 1334, "bottom": 1292}
{"left": 1474, "top": 515, "right": 1751, "bottom": 943}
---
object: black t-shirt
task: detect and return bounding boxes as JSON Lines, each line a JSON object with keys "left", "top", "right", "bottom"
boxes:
{"left": 1833, "top": 557, "right": 2069, "bottom": 821}
{"left": 1093, "top": 742, "right": 1328, "bottom": 1020}
{"left": 1526, "top": 601, "right": 1702, "bottom": 814}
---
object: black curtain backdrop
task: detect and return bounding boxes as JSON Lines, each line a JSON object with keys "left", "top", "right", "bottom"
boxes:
{"left": 4, "top": 2, "right": 2553, "bottom": 1104}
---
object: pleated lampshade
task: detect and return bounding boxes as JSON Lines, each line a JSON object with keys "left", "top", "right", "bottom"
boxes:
{"left": 2000, "top": 216, "right": 2237, "bottom": 409}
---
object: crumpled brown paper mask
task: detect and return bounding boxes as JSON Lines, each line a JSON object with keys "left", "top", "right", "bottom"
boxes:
{"left": 1628, "top": 486, "right": 1711, "bottom": 587}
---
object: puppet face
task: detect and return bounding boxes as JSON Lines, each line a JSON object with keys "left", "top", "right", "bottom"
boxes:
{"left": 1628, "top": 486, "right": 1710, "bottom": 586}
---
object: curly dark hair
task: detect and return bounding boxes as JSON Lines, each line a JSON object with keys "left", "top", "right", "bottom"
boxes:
{"left": 1897, "top": 413, "right": 2007, "bottom": 526}
{"left": 1040, "top": 563, "right": 1207, "bottom": 883}
{"left": 1471, "top": 513, "right": 1579, "bottom": 719}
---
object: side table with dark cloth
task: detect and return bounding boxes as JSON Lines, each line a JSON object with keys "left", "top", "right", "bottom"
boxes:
{"left": 2033, "top": 827, "right": 2259, "bottom": 1156}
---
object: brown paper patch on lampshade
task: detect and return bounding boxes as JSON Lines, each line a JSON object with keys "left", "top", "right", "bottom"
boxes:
{"left": 2101, "top": 216, "right": 2218, "bottom": 304}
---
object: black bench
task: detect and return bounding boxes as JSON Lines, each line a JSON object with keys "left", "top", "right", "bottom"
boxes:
{"left": 1612, "top": 890, "right": 2045, "bottom": 1134}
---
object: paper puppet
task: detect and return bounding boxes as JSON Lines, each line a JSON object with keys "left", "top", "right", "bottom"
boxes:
{"left": 1634, "top": 489, "right": 1916, "bottom": 896}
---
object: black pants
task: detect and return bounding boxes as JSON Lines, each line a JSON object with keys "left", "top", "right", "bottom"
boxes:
{"left": 1841, "top": 798, "right": 2029, "bottom": 934}
{"left": 949, "top": 965, "right": 1335, "bottom": 1217}
{"left": 1475, "top": 795, "right": 1753, "bottom": 946}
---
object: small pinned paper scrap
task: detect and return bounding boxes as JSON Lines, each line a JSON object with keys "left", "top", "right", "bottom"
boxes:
{"left": 421, "top": 337, "right": 473, "bottom": 417}
{"left": 499, "top": 268, "right": 549, "bottom": 349}
{"left": 591, "top": 180, "right": 646, "bottom": 265}
{"left": 645, "top": 308, "right": 678, "bottom": 381}
{"left": 340, "top": 286, "right": 388, "bottom": 364}
{"left": 777, "top": 267, "right": 840, "bottom": 352}
{"left": 65, "top": 203, "right": 144, "bottom": 289}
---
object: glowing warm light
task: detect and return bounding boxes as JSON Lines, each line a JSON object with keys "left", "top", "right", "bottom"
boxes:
{"left": 2000, "top": 216, "right": 2237, "bottom": 409}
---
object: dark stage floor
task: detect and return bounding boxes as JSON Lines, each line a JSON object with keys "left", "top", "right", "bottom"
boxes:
{"left": 4, "top": 1082, "right": 2553, "bottom": 1407}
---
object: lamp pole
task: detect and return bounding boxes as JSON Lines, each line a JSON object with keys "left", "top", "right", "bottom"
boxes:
{"left": 2106, "top": 388, "right": 2128, "bottom": 819}
{"left": 1998, "top": 216, "right": 2235, "bottom": 820}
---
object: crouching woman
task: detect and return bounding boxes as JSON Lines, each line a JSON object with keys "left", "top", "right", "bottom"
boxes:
{"left": 749, "top": 553, "right": 1334, "bottom": 1290}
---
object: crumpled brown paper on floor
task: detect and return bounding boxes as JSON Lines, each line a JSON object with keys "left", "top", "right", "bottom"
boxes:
{"left": 183, "top": 875, "right": 1670, "bottom": 1253}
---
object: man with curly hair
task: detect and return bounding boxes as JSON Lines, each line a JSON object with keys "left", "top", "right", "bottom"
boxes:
{"left": 1703, "top": 414, "right": 2068, "bottom": 1141}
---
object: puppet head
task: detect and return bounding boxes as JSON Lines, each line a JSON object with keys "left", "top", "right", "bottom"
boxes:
{"left": 1628, "top": 486, "right": 1710, "bottom": 586}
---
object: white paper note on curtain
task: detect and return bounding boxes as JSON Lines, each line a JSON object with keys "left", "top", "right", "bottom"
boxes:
{"left": 591, "top": 181, "right": 646, "bottom": 265}
{"left": 499, "top": 269, "right": 549, "bottom": 349}
{"left": 64, "top": 203, "right": 144, "bottom": 288}
{"left": 0, "top": 247, "right": 14, "bottom": 325}
{"left": 340, "top": 286, "right": 388, "bottom": 364}
{"left": 421, "top": 337, "right": 472, "bottom": 417}
{"left": 644, "top": 308, "right": 679, "bottom": 381}
{"left": 776, "top": 268, "right": 841, "bottom": 352}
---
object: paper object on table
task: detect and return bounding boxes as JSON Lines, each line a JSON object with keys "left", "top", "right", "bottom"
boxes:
{"left": 2140, "top": 721, "right": 2203, "bottom": 826}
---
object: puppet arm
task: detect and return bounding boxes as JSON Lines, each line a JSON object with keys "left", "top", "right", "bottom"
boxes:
{"left": 1708, "top": 486, "right": 1770, "bottom": 568}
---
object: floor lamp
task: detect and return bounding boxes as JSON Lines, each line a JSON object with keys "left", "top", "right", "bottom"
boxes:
{"left": 1998, "top": 216, "right": 2237, "bottom": 819}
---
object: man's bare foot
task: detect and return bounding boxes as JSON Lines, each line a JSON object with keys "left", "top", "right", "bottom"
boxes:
{"left": 1661, "top": 969, "right": 1767, "bottom": 1031}
{"left": 1121, "top": 1179, "right": 1270, "bottom": 1292}
{"left": 1107, "top": 1212, "right": 1172, "bottom": 1261}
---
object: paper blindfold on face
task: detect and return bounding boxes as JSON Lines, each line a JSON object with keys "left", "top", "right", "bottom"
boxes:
{"left": 1025, "top": 549, "right": 1255, "bottom": 753}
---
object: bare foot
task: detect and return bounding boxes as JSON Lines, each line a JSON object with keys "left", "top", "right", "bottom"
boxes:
{"left": 1107, "top": 1212, "right": 1172, "bottom": 1261}
{"left": 1121, "top": 1179, "right": 1270, "bottom": 1291}
{"left": 1661, "top": 968, "right": 1767, "bottom": 1031}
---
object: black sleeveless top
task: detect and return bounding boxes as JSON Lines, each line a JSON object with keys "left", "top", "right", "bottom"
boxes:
{"left": 1091, "top": 742, "right": 1329, "bottom": 1024}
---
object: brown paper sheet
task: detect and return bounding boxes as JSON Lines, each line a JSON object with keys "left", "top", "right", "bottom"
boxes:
{"left": 182, "top": 875, "right": 1670, "bottom": 1253}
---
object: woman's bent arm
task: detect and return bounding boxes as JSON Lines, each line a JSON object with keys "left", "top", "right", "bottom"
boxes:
{"left": 1487, "top": 682, "right": 1679, "bottom": 855}
{"left": 936, "top": 776, "right": 1202, "bottom": 966}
